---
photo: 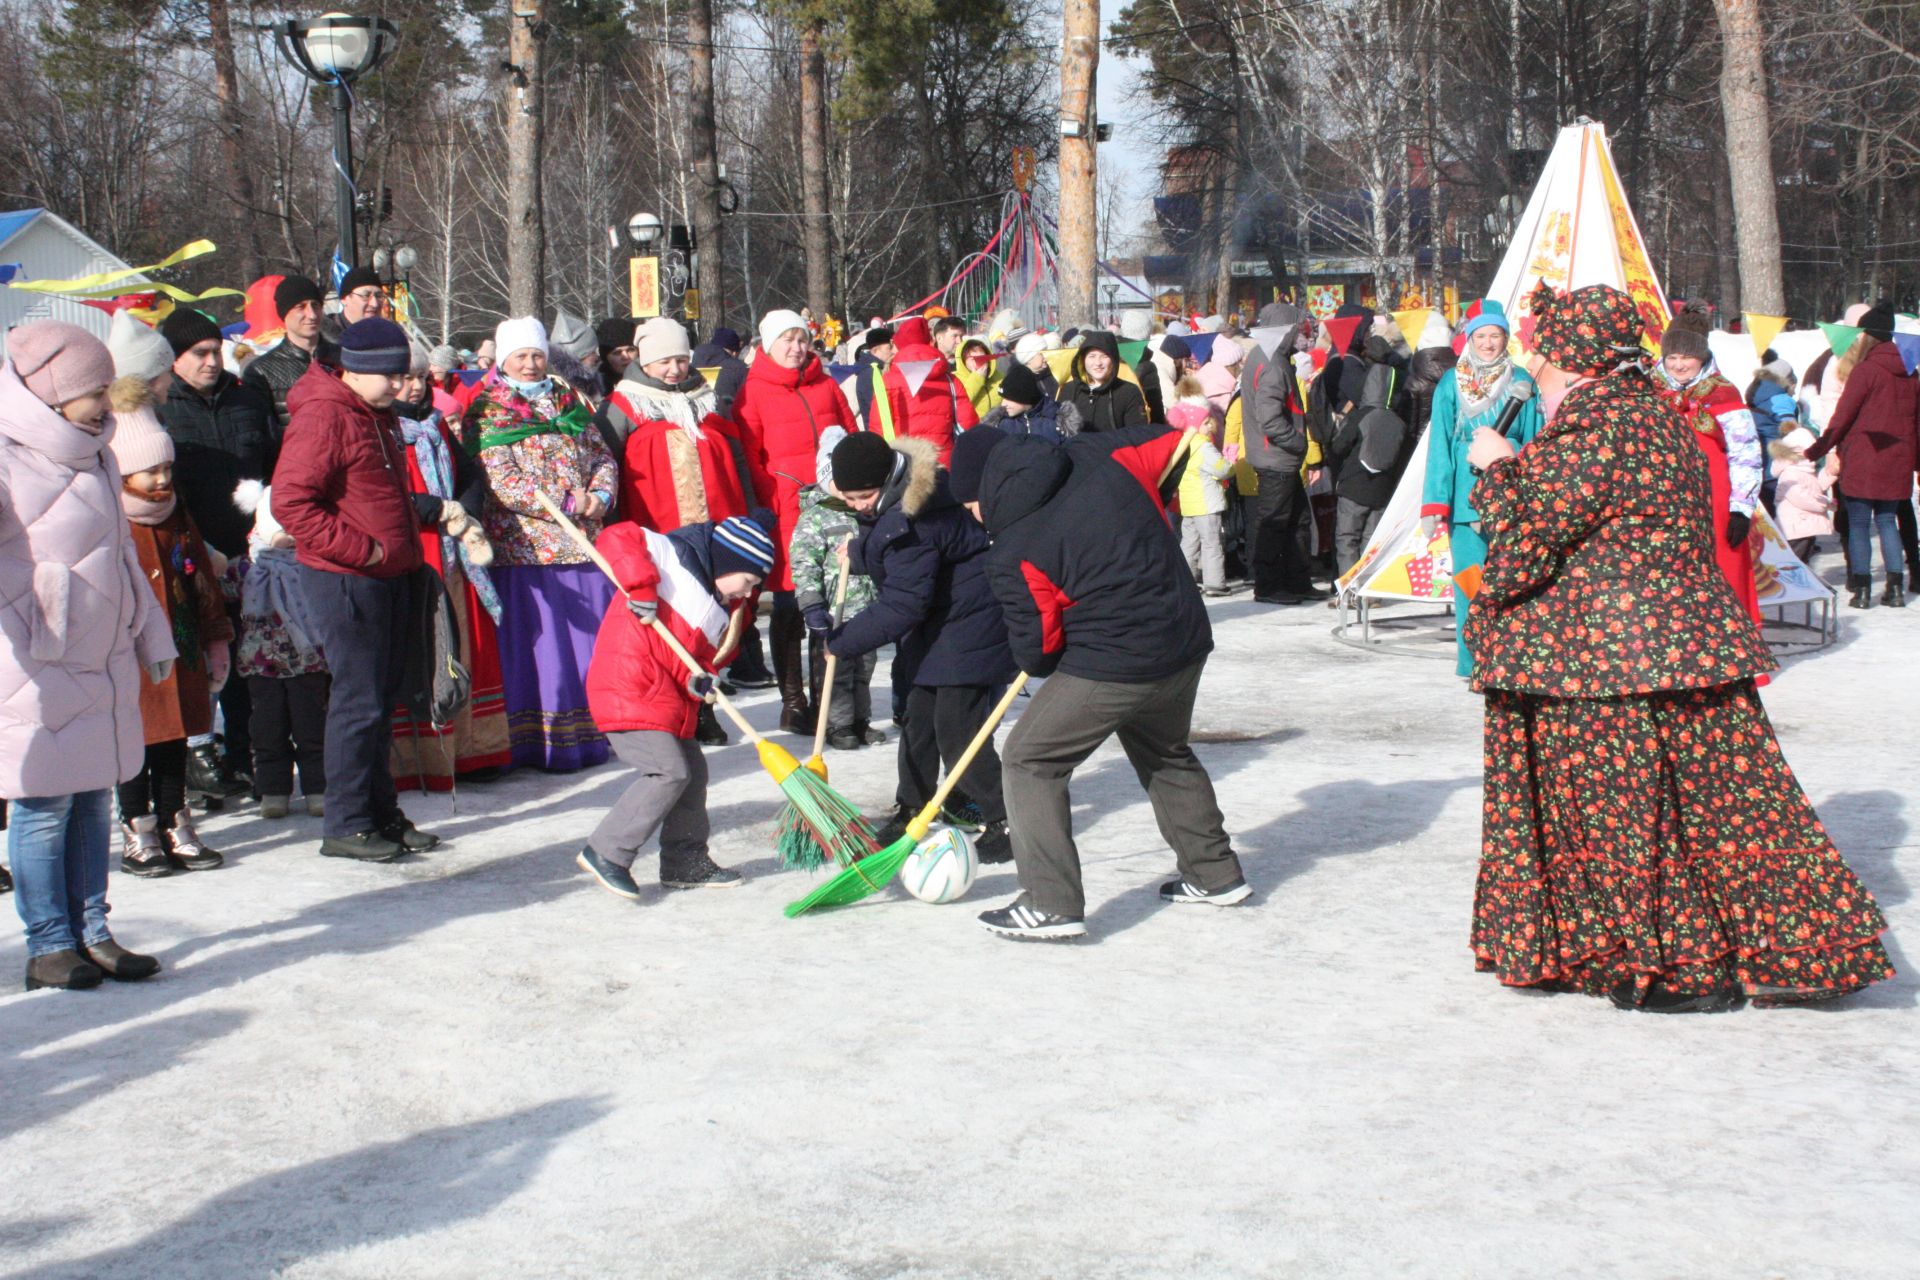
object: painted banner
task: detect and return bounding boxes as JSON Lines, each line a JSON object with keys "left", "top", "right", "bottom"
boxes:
{"left": 629, "top": 256, "right": 660, "bottom": 319}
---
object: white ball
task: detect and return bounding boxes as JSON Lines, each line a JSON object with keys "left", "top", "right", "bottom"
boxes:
{"left": 900, "top": 826, "right": 978, "bottom": 904}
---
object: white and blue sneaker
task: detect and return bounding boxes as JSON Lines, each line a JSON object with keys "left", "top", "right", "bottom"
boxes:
{"left": 1159, "top": 876, "right": 1253, "bottom": 906}
{"left": 978, "top": 896, "right": 1086, "bottom": 941}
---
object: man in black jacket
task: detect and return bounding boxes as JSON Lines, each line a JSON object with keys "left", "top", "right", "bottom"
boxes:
{"left": 825, "top": 432, "right": 1015, "bottom": 862}
{"left": 242, "top": 275, "right": 339, "bottom": 430}
{"left": 951, "top": 424, "right": 1250, "bottom": 941}
{"left": 1240, "top": 302, "right": 1327, "bottom": 603}
{"left": 158, "top": 305, "right": 280, "bottom": 801}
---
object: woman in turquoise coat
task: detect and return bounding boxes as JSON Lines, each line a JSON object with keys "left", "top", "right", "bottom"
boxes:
{"left": 1420, "top": 299, "right": 1543, "bottom": 676}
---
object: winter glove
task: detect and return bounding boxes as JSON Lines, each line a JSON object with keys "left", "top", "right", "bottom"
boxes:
{"left": 628, "top": 597, "right": 659, "bottom": 623}
{"left": 413, "top": 493, "right": 447, "bottom": 524}
{"left": 441, "top": 501, "right": 472, "bottom": 533}
{"left": 1724, "top": 512, "right": 1751, "bottom": 550}
{"left": 802, "top": 604, "right": 833, "bottom": 635}
{"left": 145, "top": 659, "right": 173, "bottom": 684}
{"left": 685, "top": 673, "right": 727, "bottom": 703}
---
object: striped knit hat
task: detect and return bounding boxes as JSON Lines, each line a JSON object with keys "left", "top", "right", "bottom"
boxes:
{"left": 710, "top": 513, "right": 776, "bottom": 580}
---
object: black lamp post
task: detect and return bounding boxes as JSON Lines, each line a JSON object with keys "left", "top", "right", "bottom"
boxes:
{"left": 274, "top": 13, "right": 400, "bottom": 284}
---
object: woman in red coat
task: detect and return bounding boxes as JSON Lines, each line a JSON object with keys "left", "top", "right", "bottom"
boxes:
{"left": 1806, "top": 309, "right": 1920, "bottom": 608}
{"left": 879, "top": 315, "right": 978, "bottom": 463}
{"left": 728, "top": 309, "right": 861, "bottom": 732}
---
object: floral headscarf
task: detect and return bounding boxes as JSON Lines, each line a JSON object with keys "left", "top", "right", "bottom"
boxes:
{"left": 1529, "top": 281, "right": 1645, "bottom": 377}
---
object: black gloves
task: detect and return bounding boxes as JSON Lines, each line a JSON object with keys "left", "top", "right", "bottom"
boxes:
{"left": 1725, "top": 512, "right": 1751, "bottom": 550}
{"left": 802, "top": 604, "right": 832, "bottom": 635}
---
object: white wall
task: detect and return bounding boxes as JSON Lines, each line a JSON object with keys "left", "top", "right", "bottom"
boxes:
{"left": 0, "top": 216, "right": 143, "bottom": 360}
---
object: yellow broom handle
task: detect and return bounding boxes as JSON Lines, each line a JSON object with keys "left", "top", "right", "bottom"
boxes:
{"left": 810, "top": 555, "right": 853, "bottom": 761}
{"left": 908, "top": 673, "right": 1029, "bottom": 839}
{"left": 534, "top": 489, "right": 760, "bottom": 740}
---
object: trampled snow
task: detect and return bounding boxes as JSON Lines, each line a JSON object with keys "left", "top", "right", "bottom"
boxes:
{"left": 3, "top": 589, "right": 1915, "bottom": 1278}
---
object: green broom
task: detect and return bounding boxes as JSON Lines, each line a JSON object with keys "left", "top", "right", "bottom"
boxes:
{"left": 774, "top": 557, "right": 879, "bottom": 870}
{"left": 784, "top": 673, "right": 1028, "bottom": 917}
{"left": 535, "top": 491, "right": 878, "bottom": 865}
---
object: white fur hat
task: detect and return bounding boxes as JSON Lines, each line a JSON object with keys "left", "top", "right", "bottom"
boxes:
{"left": 107, "top": 310, "right": 175, "bottom": 383}
{"left": 1013, "top": 332, "right": 1051, "bottom": 364}
{"left": 758, "top": 309, "right": 809, "bottom": 349}
{"left": 493, "top": 315, "right": 549, "bottom": 363}
{"left": 234, "top": 479, "right": 286, "bottom": 549}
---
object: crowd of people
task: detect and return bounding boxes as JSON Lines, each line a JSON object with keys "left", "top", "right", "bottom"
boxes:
{"left": 0, "top": 268, "right": 1905, "bottom": 1009}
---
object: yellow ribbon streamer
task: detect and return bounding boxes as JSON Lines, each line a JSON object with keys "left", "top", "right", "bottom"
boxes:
{"left": 5, "top": 239, "right": 218, "bottom": 295}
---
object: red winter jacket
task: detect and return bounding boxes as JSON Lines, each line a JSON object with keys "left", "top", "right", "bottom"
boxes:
{"left": 730, "top": 352, "right": 861, "bottom": 590}
{"left": 881, "top": 317, "right": 978, "bottom": 465}
{"left": 609, "top": 392, "right": 753, "bottom": 533}
{"left": 272, "top": 363, "right": 423, "bottom": 578}
{"left": 585, "top": 523, "right": 742, "bottom": 738}
{"left": 1807, "top": 339, "right": 1920, "bottom": 502}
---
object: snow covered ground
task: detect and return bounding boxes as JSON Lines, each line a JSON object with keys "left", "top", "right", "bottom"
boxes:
{"left": 3, "top": 583, "right": 1916, "bottom": 1279}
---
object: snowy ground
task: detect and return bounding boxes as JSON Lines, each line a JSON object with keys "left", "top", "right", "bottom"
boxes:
{"left": 3, "top": 575, "right": 1916, "bottom": 1279}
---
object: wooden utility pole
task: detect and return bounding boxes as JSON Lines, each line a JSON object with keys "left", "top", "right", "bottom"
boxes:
{"left": 799, "top": 20, "right": 832, "bottom": 318}
{"left": 205, "top": 0, "right": 263, "bottom": 279}
{"left": 1711, "top": 0, "right": 1785, "bottom": 315}
{"left": 1058, "top": 0, "right": 1099, "bottom": 325}
{"left": 505, "top": 0, "right": 547, "bottom": 317}
{"left": 688, "top": 0, "right": 726, "bottom": 326}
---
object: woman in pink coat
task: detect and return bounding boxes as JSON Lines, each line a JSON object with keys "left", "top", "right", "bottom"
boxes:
{"left": 0, "top": 322, "right": 177, "bottom": 991}
{"left": 1770, "top": 427, "right": 1837, "bottom": 567}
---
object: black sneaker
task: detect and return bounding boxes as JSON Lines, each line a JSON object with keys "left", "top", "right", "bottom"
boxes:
{"left": 978, "top": 896, "right": 1085, "bottom": 941}
{"left": 874, "top": 804, "right": 913, "bottom": 846}
{"left": 1159, "top": 876, "right": 1252, "bottom": 906}
{"left": 940, "top": 799, "right": 986, "bottom": 832}
{"left": 661, "top": 851, "right": 743, "bottom": 889}
{"left": 975, "top": 820, "right": 1013, "bottom": 864}
{"left": 826, "top": 728, "right": 862, "bottom": 750}
{"left": 378, "top": 815, "right": 440, "bottom": 852}
{"left": 576, "top": 846, "right": 643, "bottom": 900}
{"left": 320, "top": 831, "right": 405, "bottom": 862}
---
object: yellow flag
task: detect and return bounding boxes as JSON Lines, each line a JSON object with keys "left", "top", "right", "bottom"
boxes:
{"left": 5, "top": 240, "right": 218, "bottom": 295}
{"left": 1744, "top": 313, "right": 1788, "bottom": 361}
{"left": 1392, "top": 308, "right": 1433, "bottom": 347}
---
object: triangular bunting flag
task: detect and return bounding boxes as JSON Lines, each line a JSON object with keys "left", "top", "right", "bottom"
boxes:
{"left": 897, "top": 360, "right": 938, "bottom": 396}
{"left": 1391, "top": 308, "right": 1432, "bottom": 347}
{"left": 1184, "top": 332, "right": 1219, "bottom": 366}
{"left": 1117, "top": 339, "right": 1148, "bottom": 369}
{"left": 1744, "top": 313, "right": 1788, "bottom": 361}
{"left": 1323, "top": 315, "right": 1363, "bottom": 356}
{"left": 1819, "top": 322, "right": 1862, "bottom": 358}
{"left": 1043, "top": 348, "right": 1078, "bottom": 388}
{"left": 1892, "top": 333, "right": 1920, "bottom": 376}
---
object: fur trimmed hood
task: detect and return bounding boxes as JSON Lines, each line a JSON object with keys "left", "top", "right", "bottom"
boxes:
{"left": 884, "top": 433, "right": 941, "bottom": 519}
{"left": 109, "top": 374, "right": 158, "bottom": 415}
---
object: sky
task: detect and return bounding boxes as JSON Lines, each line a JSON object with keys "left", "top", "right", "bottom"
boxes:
{"left": 1096, "top": 18, "right": 1158, "bottom": 255}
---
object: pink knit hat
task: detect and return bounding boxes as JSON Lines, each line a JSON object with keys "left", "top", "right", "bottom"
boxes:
{"left": 8, "top": 321, "right": 116, "bottom": 406}
{"left": 109, "top": 403, "right": 175, "bottom": 476}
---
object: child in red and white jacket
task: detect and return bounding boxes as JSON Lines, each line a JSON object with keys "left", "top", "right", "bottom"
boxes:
{"left": 575, "top": 512, "right": 775, "bottom": 896}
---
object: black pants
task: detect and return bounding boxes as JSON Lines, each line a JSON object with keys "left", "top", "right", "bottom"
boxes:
{"left": 216, "top": 605, "right": 252, "bottom": 773}
{"left": 301, "top": 566, "right": 412, "bottom": 838}
{"left": 249, "top": 673, "right": 330, "bottom": 798}
{"left": 896, "top": 683, "right": 1006, "bottom": 823}
{"left": 1250, "top": 466, "right": 1314, "bottom": 597}
{"left": 118, "top": 739, "right": 188, "bottom": 833}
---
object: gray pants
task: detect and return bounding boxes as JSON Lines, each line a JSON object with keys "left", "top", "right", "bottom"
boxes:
{"left": 1179, "top": 512, "right": 1226, "bottom": 589}
{"left": 1334, "top": 496, "right": 1384, "bottom": 577}
{"left": 590, "top": 731, "right": 708, "bottom": 872}
{"left": 820, "top": 648, "right": 876, "bottom": 731}
{"left": 1002, "top": 660, "right": 1240, "bottom": 917}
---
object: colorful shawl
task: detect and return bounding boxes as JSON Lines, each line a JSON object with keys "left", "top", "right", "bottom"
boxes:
{"left": 402, "top": 412, "right": 503, "bottom": 623}
{"left": 468, "top": 372, "right": 593, "bottom": 454}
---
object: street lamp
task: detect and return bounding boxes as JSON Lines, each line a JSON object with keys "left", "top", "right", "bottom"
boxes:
{"left": 274, "top": 12, "right": 400, "bottom": 284}
{"left": 627, "top": 212, "right": 663, "bottom": 249}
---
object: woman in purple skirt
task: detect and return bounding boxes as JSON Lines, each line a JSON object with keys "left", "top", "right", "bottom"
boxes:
{"left": 468, "top": 317, "right": 619, "bottom": 771}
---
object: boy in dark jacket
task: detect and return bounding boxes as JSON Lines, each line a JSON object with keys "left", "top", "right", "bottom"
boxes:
{"left": 1326, "top": 406, "right": 1411, "bottom": 575}
{"left": 951, "top": 423, "right": 1249, "bottom": 941}
{"left": 575, "top": 514, "right": 770, "bottom": 898}
{"left": 824, "top": 431, "right": 1015, "bottom": 862}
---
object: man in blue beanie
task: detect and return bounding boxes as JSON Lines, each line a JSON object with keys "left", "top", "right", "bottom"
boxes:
{"left": 272, "top": 318, "right": 436, "bottom": 862}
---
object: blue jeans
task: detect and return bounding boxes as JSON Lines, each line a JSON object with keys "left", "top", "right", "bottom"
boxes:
{"left": 1845, "top": 498, "right": 1904, "bottom": 578}
{"left": 7, "top": 789, "right": 113, "bottom": 957}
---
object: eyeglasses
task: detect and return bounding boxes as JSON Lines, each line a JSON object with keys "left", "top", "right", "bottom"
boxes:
{"left": 345, "top": 288, "right": 384, "bottom": 302}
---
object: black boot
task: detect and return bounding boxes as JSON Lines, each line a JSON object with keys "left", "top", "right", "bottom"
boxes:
{"left": 0, "top": 861, "right": 10, "bottom": 893}
{"left": 84, "top": 938, "right": 161, "bottom": 981}
{"left": 186, "top": 741, "right": 249, "bottom": 809}
{"left": 772, "top": 609, "right": 813, "bottom": 735}
{"left": 727, "top": 618, "right": 776, "bottom": 688}
{"left": 807, "top": 632, "right": 828, "bottom": 733}
{"left": 694, "top": 704, "right": 729, "bottom": 746}
{"left": 1883, "top": 576, "right": 1907, "bottom": 608}
{"left": 1848, "top": 575, "right": 1874, "bottom": 609}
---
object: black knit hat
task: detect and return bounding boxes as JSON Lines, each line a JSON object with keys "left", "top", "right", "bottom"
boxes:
{"left": 1661, "top": 304, "right": 1713, "bottom": 361}
{"left": 337, "top": 318, "right": 412, "bottom": 375}
{"left": 338, "top": 264, "right": 384, "bottom": 297}
{"left": 159, "top": 307, "right": 223, "bottom": 357}
{"left": 1860, "top": 306, "right": 1896, "bottom": 343}
{"left": 596, "top": 316, "right": 637, "bottom": 350}
{"left": 948, "top": 426, "right": 1009, "bottom": 504}
{"left": 832, "top": 431, "right": 896, "bottom": 492}
{"left": 1160, "top": 335, "right": 1192, "bottom": 362}
{"left": 1000, "top": 359, "right": 1043, "bottom": 406}
{"left": 273, "top": 275, "right": 325, "bottom": 320}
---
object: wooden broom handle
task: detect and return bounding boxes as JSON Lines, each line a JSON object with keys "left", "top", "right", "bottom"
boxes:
{"left": 534, "top": 489, "right": 759, "bottom": 740}
{"left": 810, "top": 555, "right": 853, "bottom": 761}
{"left": 911, "top": 673, "right": 1030, "bottom": 834}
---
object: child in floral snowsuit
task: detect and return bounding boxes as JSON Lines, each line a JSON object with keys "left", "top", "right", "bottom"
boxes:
{"left": 791, "top": 427, "right": 880, "bottom": 749}
{"left": 233, "top": 481, "right": 329, "bottom": 818}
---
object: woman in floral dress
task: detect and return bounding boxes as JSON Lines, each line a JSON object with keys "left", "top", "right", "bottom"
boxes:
{"left": 1462, "top": 281, "right": 1893, "bottom": 1013}
{"left": 467, "top": 317, "right": 619, "bottom": 772}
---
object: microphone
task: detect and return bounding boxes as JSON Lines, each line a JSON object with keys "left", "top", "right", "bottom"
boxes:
{"left": 1490, "top": 378, "right": 1536, "bottom": 435}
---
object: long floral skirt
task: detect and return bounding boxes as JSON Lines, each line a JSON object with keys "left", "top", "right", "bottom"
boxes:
{"left": 493, "top": 562, "right": 613, "bottom": 772}
{"left": 1473, "top": 680, "right": 1893, "bottom": 1005}
{"left": 391, "top": 561, "right": 512, "bottom": 791}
